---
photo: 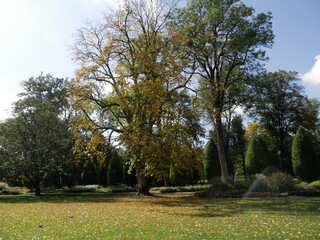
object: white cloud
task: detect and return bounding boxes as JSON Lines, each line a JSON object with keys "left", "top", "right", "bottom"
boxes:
{"left": 301, "top": 55, "right": 320, "bottom": 85}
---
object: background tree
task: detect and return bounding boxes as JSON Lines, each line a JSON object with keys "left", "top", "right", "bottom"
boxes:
{"left": 0, "top": 74, "right": 71, "bottom": 195}
{"left": 70, "top": 0, "right": 197, "bottom": 194}
{"left": 292, "top": 126, "right": 318, "bottom": 182}
{"left": 296, "top": 98, "right": 320, "bottom": 132}
{"left": 72, "top": 114, "right": 110, "bottom": 186}
{"left": 229, "top": 115, "right": 246, "bottom": 177}
{"left": 245, "top": 134, "right": 270, "bottom": 175}
{"left": 172, "top": 0, "right": 274, "bottom": 181}
{"left": 203, "top": 136, "right": 220, "bottom": 181}
{"left": 108, "top": 149, "right": 124, "bottom": 186}
{"left": 247, "top": 70, "right": 306, "bottom": 172}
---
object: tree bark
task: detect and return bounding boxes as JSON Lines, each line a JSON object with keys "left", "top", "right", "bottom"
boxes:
{"left": 215, "top": 115, "right": 229, "bottom": 183}
{"left": 136, "top": 172, "right": 150, "bottom": 195}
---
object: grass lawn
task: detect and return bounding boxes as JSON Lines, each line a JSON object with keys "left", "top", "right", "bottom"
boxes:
{"left": 0, "top": 193, "right": 319, "bottom": 239}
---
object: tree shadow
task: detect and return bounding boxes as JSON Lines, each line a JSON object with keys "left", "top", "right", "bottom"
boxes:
{"left": 0, "top": 193, "right": 319, "bottom": 219}
{"left": 0, "top": 193, "right": 139, "bottom": 204}
{"left": 148, "top": 194, "right": 320, "bottom": 218}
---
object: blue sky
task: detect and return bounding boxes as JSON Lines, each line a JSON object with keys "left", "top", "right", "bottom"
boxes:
{"left": 0, "top": 0, "right": 319, "bottom": 120}
{"left": 243, "top": 0, "right": 320, "bottom": 97}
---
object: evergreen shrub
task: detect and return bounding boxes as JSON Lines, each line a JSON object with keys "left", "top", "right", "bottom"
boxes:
{"left": 203, "top": 137, "right": 220, "bottom": 181}
{"left": 292, "top": 126, "right": 318, "bottom": 182}
{"left": 308, "top": 180, "right": 320, "bottom": 190}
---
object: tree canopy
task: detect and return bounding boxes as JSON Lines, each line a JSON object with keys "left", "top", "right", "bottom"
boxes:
{"left": 171, "top": 0, "right": 274, "bottom": 181}
{"left": 0, "top": 74, "right": 71, "bottom": 195}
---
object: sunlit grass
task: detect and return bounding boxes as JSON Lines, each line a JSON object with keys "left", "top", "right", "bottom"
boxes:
{"left": 0, "top": 193, "right": 319, "bottom": 239}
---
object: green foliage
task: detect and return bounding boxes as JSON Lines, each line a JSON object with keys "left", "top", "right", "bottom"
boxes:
{"left": 292, "top": 126, "right": 318, "bottom": 182}
{"left": 0, "top": 74, "right": 72, "bottom": 195}
{"left": 108, "top": 150, "right": 124, "bottom": 186}
{"left": 172, "top": 0, "right": 274, "bottom": 181}
{"left": 209, "top": 177, "right": 230, "bottom": 191}
{"left": 308, "top": 180, "right": 320, "bottom": 190}
{"left": 267, "top": 172, "right": 296, "bottom": 192}
{"left": 229, "top": 115, "right": 247, "bottom": 177}
{"left": 247, "top": 71, "right": 310, "bottom": 172}
{"left": 98, "top": 186, "right": 136, "bottom": 193}
{"left": 245, "top": 135, "right": 270, "bottom": 175}
{"left": 150, "top": 184, "right": 211, "bottom": 193}
{"left": 203, "top": 137, "right": 220, "bottom": 181}
{"left": 169, "top": 168, "right": 186, "bottom": 186}
{"left": 62, "top": 185, "right": 98, "bottom": 193}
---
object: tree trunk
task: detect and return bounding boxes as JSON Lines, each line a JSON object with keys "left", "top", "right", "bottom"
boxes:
{"left": 135, "top": 159, "right": 150, "bottom": 195}
{"left": 215, "top": 115, "right": 229, "bottom": 183}
{"left": 241, "top": 153, "right": 247, "bottom": 177}
{"left": 35, "top": 184, "right": 41, "bottom": 196}
{"left": 163, "top": 174, "right": 171, "bottom": 187}
{"left": 136, "top": 172, "right": 150, "bottom": 195}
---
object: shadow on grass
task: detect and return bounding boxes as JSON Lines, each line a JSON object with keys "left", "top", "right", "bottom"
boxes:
{"left": 0, "top": 193, "right": 319, "bottom": 219}
{"left": 148, "top": 195, "right": 320, "bottom": 218}
{"left": 0, "top": 193, "right": 138, "bottom": 204}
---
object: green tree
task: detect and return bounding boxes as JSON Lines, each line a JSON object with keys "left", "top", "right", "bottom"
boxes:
{"left": 172, "top": 0, "right": 274, "bottom": 181}
{"left": 245, "top": 134, "right": 270, "bottom": 175}
{"left": 0, "top": 74, "right": 71, "bottom": 195}
{"left": 248, "top": 70, "right": 306, "bottom": 172}
{"left": 203, "top": 136, "right": 220, "bottom": 181}
{"left": 296, "top": 98, "right": 320, "bottom": 132}
{"left": 229, "top": 115, "right": 246, "bottom": 177}
{"left": 292, "top": 126, "right": 318, "bottom": 182}
{"left": 108, "top": 150, "right": 124, "bottom": 186}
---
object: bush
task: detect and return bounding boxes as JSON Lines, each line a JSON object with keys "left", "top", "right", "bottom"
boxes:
{"left": 98, "top": 185, "right": 137, "bottom": 193}
{"left": 267, "top": 172, "right": 296, "bottom": 192}
{"left": 62, "top": 185, "right": 98, "bottom": 193}
{"left": 150, "top": 184, "right": 211, "bottom": 193}
{"left": 0, "top": 182, "right": 10, "bottom": 193}
{"left": 248, "top": 174, "right": 269, "bottom": 192}
{"left": 308, "top": 180, "right": 320, "bottom": 190}
{"left": 209, "top": 178, "right": 230, "bottom": 191}
{"left": 233, "top": 179, "right": 251, "bottom": 191}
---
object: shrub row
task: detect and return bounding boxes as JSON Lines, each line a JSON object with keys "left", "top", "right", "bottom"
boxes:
{"left": 61, "top": 185, "right": 137, "bottom": 193}
{"left": 195, "top": 172, "right": 320, "bottom": 198}
{"left": 0, "top": 182, "right": 21, "bottom": 195}
{"left": 150, "top": 184, "right": 212, "bottom": 193}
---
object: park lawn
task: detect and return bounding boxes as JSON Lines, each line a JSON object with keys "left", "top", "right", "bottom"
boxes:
{"left": 0, "top": 193, "right": 319, "bottom": 239}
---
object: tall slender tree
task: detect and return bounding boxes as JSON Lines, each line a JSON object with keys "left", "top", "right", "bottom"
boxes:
{"left": 172, "top": 0, "right": 274, "bottom": 181}
{"left": 292, "top": 126, "right": 318, "bottom": 182}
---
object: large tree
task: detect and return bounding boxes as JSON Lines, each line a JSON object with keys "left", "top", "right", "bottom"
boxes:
{"left": 247, "top": 70, "right": 306, "bottom": 172}
{"left": 70, "top": 0, "right": 199, "bottom": 194}
{"left": 172, "top": 0, "right": 274, "bottom": 181}
{"left": 0, "top": 74, "right": 71, "bottom": 195}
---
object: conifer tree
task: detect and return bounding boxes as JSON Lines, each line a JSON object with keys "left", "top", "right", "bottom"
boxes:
{"left": 292, "top": 126, "right": 318, "bottom": 182}
{"left": 203, "top": 137, "right": 220, "bottom": 181}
